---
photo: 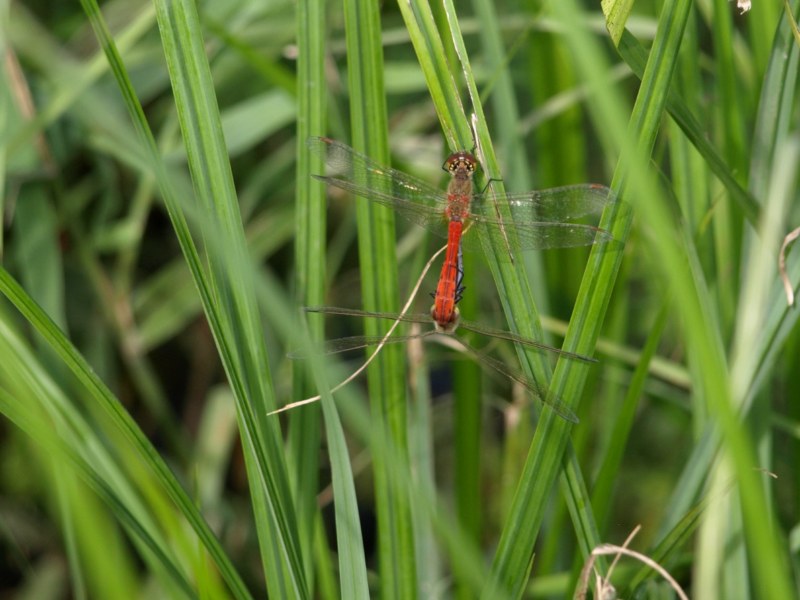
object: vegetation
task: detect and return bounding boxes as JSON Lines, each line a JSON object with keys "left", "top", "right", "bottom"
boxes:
{"left": 1, "top": 0, "right": 797, "bottom": 598}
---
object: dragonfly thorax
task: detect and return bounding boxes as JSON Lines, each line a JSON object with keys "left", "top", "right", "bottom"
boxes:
{"left": 444, "top": 151, "right": 477, "bottom": 222}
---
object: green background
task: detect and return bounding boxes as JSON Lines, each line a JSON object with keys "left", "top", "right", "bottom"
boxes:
{"left": 0, "top": 0, "right": 797, "bottom": 598}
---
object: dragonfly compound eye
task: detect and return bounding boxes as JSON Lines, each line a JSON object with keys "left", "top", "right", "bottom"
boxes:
{"left": 445, "top": 151, "right": 476, "bottom": 173}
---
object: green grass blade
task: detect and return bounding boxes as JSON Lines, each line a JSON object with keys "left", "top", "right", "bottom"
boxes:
{"left": 616, "top": 31, "right": 760, "bottom": 224}
{"left": 747, "top": 1, "right": 800, "bottom": 193}
{"left": 0, "top": 319, "right": 197, "bottom": 597}
{"left": 0, "top": 267, "right": 247, "bottom": 599}
{"left": 321, "top": 397, "right": 371, "bottom": 598}
{"left": 289, "top": 0, "right": 326, "bottom": 587}
{"left": 412, "top": 338, "right": 445, "bottom": 596}
{"left": 292, "top": 0, "right": 371, "bottom": 595}
{"left": 397, "top": 1, "right": 472, "bottom": 145}
{"left": 707, "top": 0, "right": 747, "bottom": 332}
{"left": 591, "top": 303, "right": 669, "bottom": 525}
{"left": 576, "top": 0, "right": 794, "bottom": 596}
{"left": 288, "top": 310, "right": 371, "bottom": 597}
{"left": 150, "top": 0, "right": 307, "bottom": 594}
{"left": 341, "top": 1, "right": 416, "bottom": 596}
{"left": 402, "top": 1, "right": 613, "bottom": 595}
{"left": 77, "top": 0, "right": 308, "bottom": 595}
{"left": 473, "top": 0, "right": 610, "bottom": 581}
{"left": 601, "top": 0, "right": 635, "bottom": 45}
{"left": 483, "top": 0, "right": 691, "bottom": 592}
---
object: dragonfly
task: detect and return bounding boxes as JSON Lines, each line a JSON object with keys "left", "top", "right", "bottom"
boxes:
{"left": 298, "top": 305, "right": 596, "bottom": 423}
{"left": 309, "top": 136, "right": 617, "bottom": 330}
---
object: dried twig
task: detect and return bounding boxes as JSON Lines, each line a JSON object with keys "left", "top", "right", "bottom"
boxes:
{"left": 575, "top": 525, "right": 689, "bottom": 600}
{"left": 779, "top": 227, "right": 800, "bottom": 306}
{"left": 269, "top": 244, "right": 448, "bottom": 415}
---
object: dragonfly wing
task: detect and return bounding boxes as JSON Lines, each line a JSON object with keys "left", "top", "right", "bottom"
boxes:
{"left": 312, "top": 175, "right": 451, "bottom": 238}
{"left": 303, "top": 306, "right": 433, "bottom": 325}
{"left": 463, "top": 185, "right": 618, "bottom": 251}
{"left": 458, "top": 343, "right": 579, "bottom": 423}
{"left": 309, "top": 137, "right": 452, "bottom": 237}
{"left": 498, "top": 185, "right": 616, "bottom": 220}
{"left": 289, "top": 333, "right": 434, "bottom": 357}
{"left": 467, "top": 221, "right": 615, "bottom": 251}
{"left": 456, "top": 319, "right": 596, "bottom": 363}
{"left": 309, "top": 137, "right": 443, "bottom": 196}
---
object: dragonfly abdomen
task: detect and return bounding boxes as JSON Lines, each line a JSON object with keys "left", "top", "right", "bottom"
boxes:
{"left": 431, "top": 220, "right": 465, "bottom": 332}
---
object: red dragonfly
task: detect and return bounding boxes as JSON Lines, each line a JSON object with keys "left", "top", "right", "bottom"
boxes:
{"left": 309, "top": 137, "right": 616, "bottom": 330}
{"left": 298, "top": 305, "right": 595, "bottom": 423}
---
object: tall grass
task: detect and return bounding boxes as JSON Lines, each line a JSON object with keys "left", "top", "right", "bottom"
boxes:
{"left": 0, "top": 0, "right": 797, "bottom": 598}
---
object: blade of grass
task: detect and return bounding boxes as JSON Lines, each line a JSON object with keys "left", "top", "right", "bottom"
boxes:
{"left": 749, "top": 0, "right": 782, "bottom": 73}
{"left": 519, "top": 7, "right": 615, "bottom": 578}
{"left": 615, "top": 31, "right": 760, "bottom": 224}
{"left": 575, "top": 0, "right": 794, "bottom": 596}
{"left": 313, "top": 515, "right": 338, "bottom": 600}
{"left": 471, "top": 0, "right": 530, "bottom": 193}
{"left": 452, "top": 329, "right": 482, "bottom": 590}
{"left": 708, "top": 134, "right": 800, "bottom": 597}
{"left": 601, "top": 0, "right": 636, "bottom": 45}
{"left": 483, "top": 0, "right": 701, "bottom": 591}
{"left": 317, "top": 355, "right": 371, "bottom": 598}
{"left": 708, "top": 0, "right": 748, "bottom": 334}
{"left": 292, "top": 317, "right": 370, "bottom": 598}
{"left": 657, "top": 6, "right": 799, "bottom": 595}
{"left": 257, "top": 258, "right": 494, "bottom": 597}
{"left": 341, "top": 0, "right": 416, "bottom": 596}
{"left": 0, "top": 271, "right": 220, "bottom": 598}
{"left": 150, "top": 0, "right": 307, "bottom": 594}
{"left": 399, "top": 5, "right": 544, "bottom": 595}
{"left": 747, "top": 1, "right": 800, "bottom": 195}
{"left": 471, "top": 0, "right": 609, "bottom": 580}
{"left": 292, "top": 0, "right": 371, "bottom": 595}
{"left": 655, "top": 0, "right": 799, "bottom": 563}
{"left": 289, "top": 0, "right": 326, "bottom": 587}
{"left": 410, "top": 332, "right": 443, "bottom": 596}
{"left": 400, "top": 2, "right": 611, "bottom": 595}
{"left": 591, "top": 302, "right": 670, "bottom": 526}
{"left": 462, "top": 0, "right": 535, "bottom": 592}
{"left": 78, "top": 0, "right": 307, "bottom": 595}
{"left": 396, "top": 1, "right": 472, "bottom": 145}
{"left": 668, "top": 8, "right": 713, "bottom": 273}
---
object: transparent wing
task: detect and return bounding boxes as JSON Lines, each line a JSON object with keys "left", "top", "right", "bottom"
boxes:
{"left": 456, "top": 317, "right": 596, "bottom": 363}
{"left": 456, "top": 342, "right": 579, "bottom": 424}
{"left": 462, "top": 184, "right": 618, "bottom": 252}
{"left": 305, "top": 306, "right": 596, "bottom": 363}
{"left": 309, "top": 138, "right": 619, "bottom": 251}
{"left": 303, "top": 305, "right": 433, "bottom": 325}
{"left": 498, "top": 185, "right": 616, "bottom": 220}
{"left": 288, "top": 332, "right": 436, "bottom": 358}
{"left": 308, "top": 137, "right": 451, "bottom": 235}
{"left": 289, "top": 306, "right": 580, "bottom": 423}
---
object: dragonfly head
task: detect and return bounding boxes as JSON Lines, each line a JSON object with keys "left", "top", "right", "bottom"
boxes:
{"left": 443, "top": 152, "right": 478, "bottom": 180}
{"left": 430, "top": 305, "right": 460, "bottom": 334}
